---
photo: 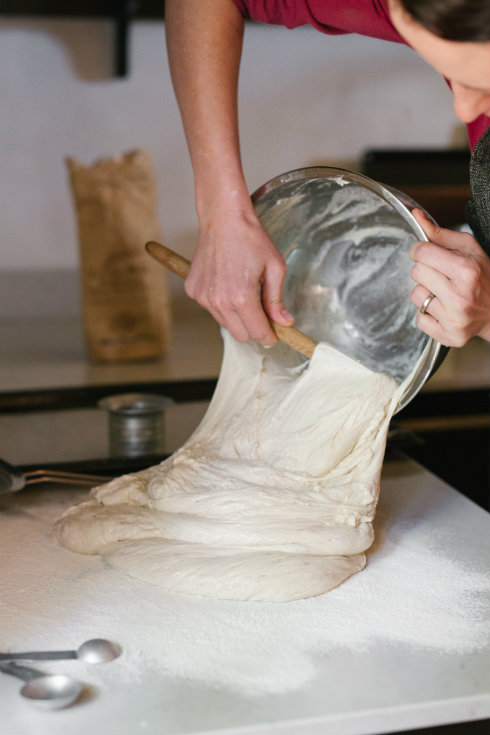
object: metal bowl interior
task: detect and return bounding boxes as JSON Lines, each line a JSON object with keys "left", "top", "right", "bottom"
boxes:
{"left": 252, "top": 167, "right": 443, "bottom": 411}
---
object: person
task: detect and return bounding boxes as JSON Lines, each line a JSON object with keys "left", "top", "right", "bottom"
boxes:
{"left": 164, "top": 0, "right": 490, "bottom": 349}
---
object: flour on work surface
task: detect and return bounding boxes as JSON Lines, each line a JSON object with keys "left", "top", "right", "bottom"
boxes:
{"left": 53, "top": 331, "right": 407, "bottom": 601}
{"left": 5, "top": 481, "right": 489, "bottom": 698}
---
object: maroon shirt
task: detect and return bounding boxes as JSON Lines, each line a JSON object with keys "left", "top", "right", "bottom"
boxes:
{"left": 232, "top": 0, "right": 489, "bottom": 149}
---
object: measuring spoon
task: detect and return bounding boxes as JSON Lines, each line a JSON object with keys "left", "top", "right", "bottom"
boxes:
{"left": 0, "top": 638, "right": 122, "bottom": 664}
{"left": 0, "top": 661, "right": 84, "bottom": 710}
{"left": 0, "top": 457, "right": 110, "bottom": 494}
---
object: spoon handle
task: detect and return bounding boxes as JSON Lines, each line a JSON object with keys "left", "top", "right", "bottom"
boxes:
{"left": 0, "top": 650, "right": 76, "bottom": 661}
{"left": 0, "top": 661, "right": 46, "bottom": 681}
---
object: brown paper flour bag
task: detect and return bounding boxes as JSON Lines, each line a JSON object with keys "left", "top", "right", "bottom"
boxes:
{"left": 66, "top": 150, "right": 171, "bottom": 362}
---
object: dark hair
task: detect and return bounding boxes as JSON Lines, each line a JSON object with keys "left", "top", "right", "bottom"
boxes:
{"left": 398, "top": 0, "right": 490, "bottom": 42}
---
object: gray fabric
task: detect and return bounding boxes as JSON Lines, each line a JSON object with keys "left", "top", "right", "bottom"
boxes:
{"left": 465, "top": 126, "right": 490, "bottom": 255}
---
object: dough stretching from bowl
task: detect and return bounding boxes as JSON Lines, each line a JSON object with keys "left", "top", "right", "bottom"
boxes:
{"left": 53, "top": 332, "right": 407, "bottom": 601}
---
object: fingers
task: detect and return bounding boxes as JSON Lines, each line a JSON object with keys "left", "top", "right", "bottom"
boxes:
{"left": 410, "top": 285, "right": 474, "bottom": 347}
{"left": 410, "top": 278, "right": 490, "bottom": 347}
{"left": 239, "top": 290, "right": 281, "bottom": 347}
{"left": 183, "top": 209, "right": 299, "bottom": 348}
{"left": 411, "top": 285, "right": 442, "bottom": 324}
{"left": 185, "top": 246, "right": 286, "bottom": 347}
{"left": 410, "top": 286, "right": 453, "bottom": 346}
{"left": 410, "top": 260, "right": 452, "bottom": 302}
{"left": 234, "top": 255, "right": 295, "bottom": 348}
{"left": 260, "top": 259, "right": 295, "bottom": 327}
{"left": 416, "top": 312, "right": 453, "bottom": 346}
{"left": 411, "top": 285, "right": 439, "bottom": 318}
{"left": 410, "top": 240, "right": 477, "bottom": 283}
{"left": 186, "top": 269, "right": 278, "bottom": 346}
{"left": 411, "top": 208, "right": 480, "bottom": 257}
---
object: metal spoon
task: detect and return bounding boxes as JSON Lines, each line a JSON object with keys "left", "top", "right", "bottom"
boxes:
{"left": 0, "top": 638, "right": 122, "bottom": 664}
{"left": 0, "top": 457, "right": 110, "bottom": 494}
{"left": 0, "top": 661, "right": 84, "bottom": 710}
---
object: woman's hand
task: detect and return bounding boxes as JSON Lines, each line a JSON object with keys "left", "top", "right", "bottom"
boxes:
{"left": 186, "top": 203, "right": 294, "bottom": 345}
{"left": 409, "top": 208, "right": 490, "bottom": 346}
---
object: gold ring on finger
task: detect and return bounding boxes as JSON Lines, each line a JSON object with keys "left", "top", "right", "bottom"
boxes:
{"left": 420, "top": 292, "right": 436, "bottom": 315}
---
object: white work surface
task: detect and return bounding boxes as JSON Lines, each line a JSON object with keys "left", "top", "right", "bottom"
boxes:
{"left": 1, "top": 458, "right": 489, "bottom": 735}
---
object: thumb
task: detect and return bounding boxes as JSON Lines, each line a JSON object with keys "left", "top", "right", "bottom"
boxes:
{"left": 412, "top": 208, "right": 443, "bottom": 243}
{"left": 411, "top": 207, "right": 476, "bottom": 255}
{"left": 261, "top": 269, "right": 295, "bottom": 326}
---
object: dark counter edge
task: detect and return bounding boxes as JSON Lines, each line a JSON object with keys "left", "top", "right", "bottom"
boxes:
{"left": 2, "top": 383, "right": 488, "bottom": 511}
{"left": 385, "top": 717, "right": 490, "bottom": 735}
{"left": 0, "top": 383, "right": 488, "bottom": 416}
{"left": 0, "top": 378, "right": 218, "bottom": 413}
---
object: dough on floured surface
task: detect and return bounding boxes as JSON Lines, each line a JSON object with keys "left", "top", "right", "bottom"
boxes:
{"left": 53, "top": 332, "right": 407, "bottom": 601}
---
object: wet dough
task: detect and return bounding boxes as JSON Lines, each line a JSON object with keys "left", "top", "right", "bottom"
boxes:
{"left": 53, "top": 332, "right": 406, "bottom": 601}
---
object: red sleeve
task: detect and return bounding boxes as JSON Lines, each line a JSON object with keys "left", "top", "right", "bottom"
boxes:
{"left": 232, "top": 0, "right": 246, "bottom": 14}
{"left": 232, "top": 0, "right": 313, "bottom": 28}
{"left": 232, "top": 0, "right": 403, "bottom": 42}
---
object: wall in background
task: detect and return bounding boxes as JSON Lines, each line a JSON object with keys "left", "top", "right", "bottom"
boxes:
{"left": 0, "top": 18, "right": 466, "bottom": 317}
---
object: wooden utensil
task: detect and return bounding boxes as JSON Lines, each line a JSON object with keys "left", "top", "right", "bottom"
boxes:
{"left": 145, "top": 241, "right": 317, "bottom": 359}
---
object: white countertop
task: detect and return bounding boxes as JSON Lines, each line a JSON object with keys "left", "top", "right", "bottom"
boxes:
{"left": 0, "top": 300, "right": 223, "bottom": 394}
{"left": 1, "top": 458, "right": 489, "bottom": 735}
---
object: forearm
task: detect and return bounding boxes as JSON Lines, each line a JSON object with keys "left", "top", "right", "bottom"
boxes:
{"left": 165, "top": 0, "right": 293, "bottom": 344}
{"left": 165, "top": 0, "right": 250, "bottom": 218}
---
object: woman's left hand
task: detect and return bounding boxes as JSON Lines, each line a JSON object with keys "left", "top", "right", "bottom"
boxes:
{"left": 409, "top": 208, "right": 490, "bottom": 346}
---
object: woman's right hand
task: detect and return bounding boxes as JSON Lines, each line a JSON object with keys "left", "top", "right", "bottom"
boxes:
{"left": 186, "top": 203, "right": 294, "bottom": 345}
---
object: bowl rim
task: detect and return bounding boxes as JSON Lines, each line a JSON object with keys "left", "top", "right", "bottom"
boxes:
{"left": 251, "top": 165, "right": 444, "bottom": 411}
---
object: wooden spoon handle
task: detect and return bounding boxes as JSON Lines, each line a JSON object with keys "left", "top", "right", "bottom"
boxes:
{"left": 146, "top": 240, "right": 190, "bottom": 279}
{"left": 270, "top": 321, "right": 317, "bottom": 359}
{"left": 145, "top": 241, "right": 317, "bottom": 359}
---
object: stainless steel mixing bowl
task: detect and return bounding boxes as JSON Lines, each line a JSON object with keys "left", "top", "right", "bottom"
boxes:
{"left": 252, "top": 166, "right": 445, "bottom": 411}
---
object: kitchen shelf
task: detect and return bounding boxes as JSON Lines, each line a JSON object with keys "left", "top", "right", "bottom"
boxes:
{"left": 1, "top": 1, "right": 164, "bottom": 16}
{"left": 1, "top": 0, "right": 166, "bottom": 76}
